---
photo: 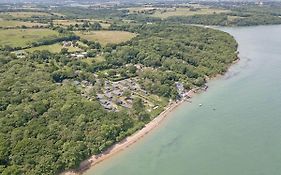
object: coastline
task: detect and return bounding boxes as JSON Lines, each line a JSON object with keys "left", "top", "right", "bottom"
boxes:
{"left": 62, "top": 89, "right": 198, "bottom": 175}
{"left": 62, "top": 41, "right": 240, "bottom": 175}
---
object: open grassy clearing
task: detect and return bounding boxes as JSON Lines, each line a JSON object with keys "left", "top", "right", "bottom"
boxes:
{"left": 0, "top": 11, "right": 52, "bottom": 18}
{"left": 74, "top": 30, "right": 137, "bottom": 46}
{"left": 0, "top": 29, "right": 59, "bottom": 47}
{"left": 152, "top": 7, "right": 229, "bottom": 18}
{"left": 25, "top": 43, "right": 81, "bottom": 53}
{"left": 0, "top": 20, "right": 47, "bottom": 28}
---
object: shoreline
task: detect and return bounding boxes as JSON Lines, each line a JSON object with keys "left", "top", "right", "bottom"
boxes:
{"left": 62, "top": 89, "right": 198, "bottom": 175}
{"left": 62, "top": 56, "right": 240, "bottom": 175}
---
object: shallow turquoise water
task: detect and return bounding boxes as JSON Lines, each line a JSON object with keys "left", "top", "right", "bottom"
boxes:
{"left": 84, "top": 25, "right": 281, "bottom": 175}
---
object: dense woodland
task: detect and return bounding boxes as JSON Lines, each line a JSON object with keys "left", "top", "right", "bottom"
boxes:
{"left": 1, "top": 1, "right": 280, "bottom": 174}
{"left": 105, "top": 24, "right": 237, "bottom": 97}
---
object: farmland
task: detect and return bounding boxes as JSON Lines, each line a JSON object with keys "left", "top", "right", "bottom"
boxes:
{"left": 75, "top": 31, "right": 137, "bottom": 45}
{"left": 0, "top": 29, "right": 59, "bottom": 47}
{"left": 152, "top": 7, "right": 229, "bottom": 18}
{"left": 126, "top": 6, "right": 228, "bottom": 19}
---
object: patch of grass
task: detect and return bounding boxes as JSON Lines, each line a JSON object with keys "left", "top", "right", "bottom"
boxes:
{"left": 93, "top": 55, "right": 106, "bottom": 63}
{"left": 152, "top": 7, "right": 229, "bottom": 19}
{"left": 0, "top": 20, "right": 47, "bottom": 28}
{"left": 0, "top": 29, "right": 59, "bottom": 48}
{"left": 25, "top": 43, "right": 81, "bottom": 53}
{"left": 75, "top": 30, "right": 137, "bottom": 46}
{"left": 81, "top": 55, "right": 105, "bottom": 64}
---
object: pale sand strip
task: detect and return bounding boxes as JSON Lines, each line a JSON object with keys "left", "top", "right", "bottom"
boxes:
{"left": 63, "top": 89, "right": 197, "bottom": 175}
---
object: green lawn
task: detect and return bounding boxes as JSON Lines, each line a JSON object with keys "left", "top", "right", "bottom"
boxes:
{"left": 0, "top": 29, "right": 59, "bottom": 48}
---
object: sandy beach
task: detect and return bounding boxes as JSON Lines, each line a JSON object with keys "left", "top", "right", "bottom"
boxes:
{"left": 63, "top": 89, "right": 197, "bottom": 175}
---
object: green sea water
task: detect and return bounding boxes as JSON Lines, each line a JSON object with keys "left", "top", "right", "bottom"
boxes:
{"left": 84, "top": 25, "right": 281, "bottom": 175}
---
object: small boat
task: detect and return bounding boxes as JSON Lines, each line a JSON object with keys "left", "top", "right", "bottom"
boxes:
{"left": 199, "top": 104, "right": 202, "bottom": 107}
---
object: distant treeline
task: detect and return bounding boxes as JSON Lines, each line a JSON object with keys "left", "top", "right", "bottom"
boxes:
{"left": 165, "top": 13, "right": 281, "bottom": 26}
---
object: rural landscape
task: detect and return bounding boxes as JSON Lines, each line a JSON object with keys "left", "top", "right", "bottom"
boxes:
{"left": 1, "top": 0, "right": 281, "bottom": 175}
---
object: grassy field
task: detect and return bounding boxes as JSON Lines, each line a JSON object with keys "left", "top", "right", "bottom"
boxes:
{"left": 25, "top": 43, "right": 81, "bottom": 53}
{"left": 0, "top": 11, "right": 51, "bottom": 18}
{"left": 0, "top": 29, "right": 59, "bottom": 47}
{"left": 0, "top": 20, "right": 47, "bottom": 28}
{"left": 152, "top": 7, "right": 229, "bottom": 18}
{"left": 74, "top": 31, "right": 137, "bottom": 46}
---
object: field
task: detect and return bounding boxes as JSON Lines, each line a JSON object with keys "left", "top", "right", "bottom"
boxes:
{"left": 25, "top": 43, "right": 81, "bottom": 53}
{"left": 75, "top": 31, "right": 137, "bottom": 45}
{"left": 0, "top": 11, "right": 51, "bottom": 18}
{"left": 0, "top": 20, "right": 47, "bottom": 28}
{"left": 0, "top": 29, "right": 59, "bottom": 47}
{"left": 152, "top": 7, "right": 229, "bottom": 18}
